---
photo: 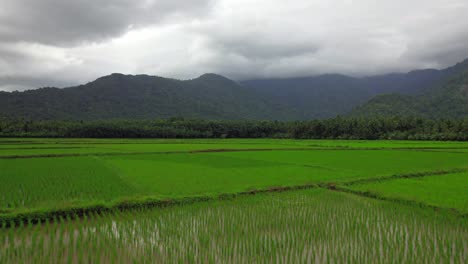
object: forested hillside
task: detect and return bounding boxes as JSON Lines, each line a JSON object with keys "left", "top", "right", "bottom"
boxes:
{"left": 242, "top": 74, "right": 372, "bottom": 119}
{"left": 1, "top": 59, "right": 467, "bottom": 120}
{"left": 351, "top": 71, "right": 468, "bottom": 118}
{"left": 0, "top": 73, "right": 296, "bottom": 120}
{"left": 242, "top": 59, "right": 468, "bottom": 118}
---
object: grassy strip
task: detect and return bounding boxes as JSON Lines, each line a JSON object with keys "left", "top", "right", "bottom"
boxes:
{"left": 0, "top": 151, "right": 188, "bottom": 159}
{"left": 333, "top": 185, "right": 467, "bottom": 218}
{"left": 0, "top": 148, "right": 339, "bottom": 159}
{"left": 341, "top": 168, "right": 468, "bottom": 186}
{"left": 407, "top": 149, "right": 468, "bottom": 154}
{"left": 0, "top": 146, "right": 90, "bottom": 150}
{"left": 0, "top": 184, "right": 318, "bottom": 228}
{"left": 2, "top": 146, "right": 468, "bottom": 159}
{"left": 2, "top": 168, "right": 466, "bottom": 227}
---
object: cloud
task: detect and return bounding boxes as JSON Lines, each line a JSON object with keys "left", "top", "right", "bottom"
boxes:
{"left": 0, "top": 76, "right": 72, "bottom": 92}
{"left": 0, "top": 0, "right": 214, "bottom": 46}
{"left": 183, "top": 0, "right": 468, "bottom": 78}
{"left": 1, "top": 0, "right": 468, "bottom": 90}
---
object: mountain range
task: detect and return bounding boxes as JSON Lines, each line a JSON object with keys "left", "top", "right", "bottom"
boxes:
{"left": 242, "top": 59, "right": 468, "bottom": 119}
{"left": 351, "top": 70, "right": 468, "bottom": 118}
{"left": 0, "top": 59, "right": 467, "bottom": 120}
{"left": 0, "top": 73, "right": 296, "bottom": 120}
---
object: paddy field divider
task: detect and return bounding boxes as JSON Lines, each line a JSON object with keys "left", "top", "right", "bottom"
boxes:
{"left": 1, "top": 167, "right": 467, "bottom": 228}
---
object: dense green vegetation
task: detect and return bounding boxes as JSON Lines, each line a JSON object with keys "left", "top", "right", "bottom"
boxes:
{"left": 347, "top": 172, "right": 468, "bottom": 213}
{"left": 0, "top": 138, "right": 466, "bottom": 262}
{"left": 0, "top": 73, "right": 296, "bottom": 120}
{"left": 0, "top": 138, "right": 467, "bottom": 217}
{"left": 243, "top": 59, "right": 468, "bottom": 119}
{"left": 1, "top": 189, "right": 466, "bottom": 263}
{"left": 1, "top": 148, "right": 465, "bottom": 211}
{"left": 352, "top": 70, "right": 468, "bottom": 118}
{"left": 0, "top": 157, "right": 136, "bottom": 210}
{"left": 2, "top": 59, "right": 467, "bottom": 121}
{"left": 1, "top": 117, "right": 467, "bottom": 140}
{"left": 2, "top": 138, "right": 468, "bottom": 157}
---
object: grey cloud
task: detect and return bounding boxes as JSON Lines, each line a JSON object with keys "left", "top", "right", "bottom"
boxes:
{"left": 206, "top": 37, "right": 320, "bottom": 61}
{"left": 0, "top": 76, "right": 74, "bottom": 91}
{"left": 1, "top": 0, "right": 468, "bottom": 91}
{"left": 0, "top": 42, "right": 78, "bottom": 77}
{"left": 402, "top": 31, "right": 468, "bottom": 69}
{"left": 185, "top": 0, "right": 468, "bottom": 80}
{"left": 0, "top": 0, "right": 213, "bottom": 46}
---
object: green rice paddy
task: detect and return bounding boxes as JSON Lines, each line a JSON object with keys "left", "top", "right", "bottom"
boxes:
{"left": 0, "top": 138, "right": 467, "bottom": 262}
{"left": 348, "top": 172, "right": 468, "bottom": 213}
{"left": 1, "top": 189, "right": 466, "bottom": 263}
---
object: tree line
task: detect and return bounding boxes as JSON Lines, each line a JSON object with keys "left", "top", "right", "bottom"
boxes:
{"left": 0, "top": 117, "right": 467, "bottom": 141}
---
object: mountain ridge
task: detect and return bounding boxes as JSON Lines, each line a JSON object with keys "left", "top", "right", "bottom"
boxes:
{"left": 0, "top": 73, "right": 297, "bottom": 120}
{"left": 1, "top": 59, "right": 467, "bottom": 120}
{"left": 350, "top": 70, "right": 468, "bottom": 118}
{"left": 241, "top": 58, "right": 468, "bottom": 118}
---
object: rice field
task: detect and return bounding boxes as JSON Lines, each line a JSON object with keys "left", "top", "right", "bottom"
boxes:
{"left": 0, "top": 138, "right": 467, "bottom": 262}
{"left": 347, "top": 172, "right": 468, "bottom": 213}
{"left": 1, "top": 139, "right": 467, "bottom": 212}
{"left": 1, "top": 189, "right": 466, "bottom": 263}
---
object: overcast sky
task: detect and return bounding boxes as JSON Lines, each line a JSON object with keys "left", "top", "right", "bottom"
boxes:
{"left": 1, "top": 0, "right": 468, "bottom": 91}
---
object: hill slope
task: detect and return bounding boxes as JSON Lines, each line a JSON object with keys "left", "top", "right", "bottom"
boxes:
{"left": 242, "top": 74, "right": 372, "bottom": 119}
{"left": 0, "top": 73, "right": 296, "bottom": 120}
{"left": 242, "top": 59, "right": 468, "bottom": 119}
{"left": 1, "top": 59, "right": 467, "bottom": 120}
{"left": 351, "top": 71, "right": 468, "bottom": 118}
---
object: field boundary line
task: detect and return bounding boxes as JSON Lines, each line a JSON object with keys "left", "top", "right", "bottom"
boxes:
{"left": 0, "top": 184, "right": 319, "bottom": 228}
{"left": 2, "top": 178, "right": 465, "bottom": 228}
{"left": 339, "top": 168, "right": 468, "bottom": 186}
{"left": 0, "top": 146, "right": 91, "bottom": 150}
{"left": 331, "top": 185, "right": 467, "bottom": 218}
{"left": 2, "top": 146, "right": 468, "bottom": 159}
{"left": 0, "top": 148, "right": 312, "bottom": 159}
{"left": 0, "top": 147, "right": 367, "bottom": 159}
{"left": 1, "top": 167, "right": 467, "bottom": 227}
{"left": 322, "top": 168, "right": 468, "bottom": 218}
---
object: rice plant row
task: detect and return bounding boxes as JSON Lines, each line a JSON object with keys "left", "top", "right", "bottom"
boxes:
{"left": 1, "top": 189, "right": 466, "bottom": 263}
{"left": 347, "top": 171, "right": 468, "bottom": 214}
{"left": 1, "top": 137, "right": 468, "bottom": 213}
{"left": 0, "top": 157, "right": 137, "bottom": 210}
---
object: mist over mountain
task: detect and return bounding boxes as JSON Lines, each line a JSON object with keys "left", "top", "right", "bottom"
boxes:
{"left": 241, "top": 58, "right": 468, "bottom": 119}
{"left": 351, "top": 70, "right": 468, "bottom": 118}
{"left": 0, "top": 59, "right": 467, "bottom": 120}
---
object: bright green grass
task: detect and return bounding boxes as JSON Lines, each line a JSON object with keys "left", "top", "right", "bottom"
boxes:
{"left": 0, "top": 137, "right": 465, "bottom": 149}
{"left": 0, "top": 148, "right": 466, "bottom": 212}
{"left": 1, "top": 138, "right": 468, "bottom": 157}
{"left": 0, "top": 139, "right": 467, "bottom": 214}
{"left": 348, "top": 172, "right": 468, "bottom": 213}
{"left": 214, "top": 150, "right": 468, "bottom": 177}
{"left": 1, "top": 189, "right": 465, "bottom": 263}
{"left": 1, "top": 139, "right": 467, "bottom": 262}
{"left": 0, "top": 142, "right": 301, "bottom": 157}
{"left": 103, "top": 150, "right": 468, "bottom": 198}
{"left": 0, "top": 157, "right": 137, "bottom": 210}
{"left": 0, "top": 139, "right": 329, "bottom": 157}
{"left": 299, "top": 139, "right": 468, "bottom": 149}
